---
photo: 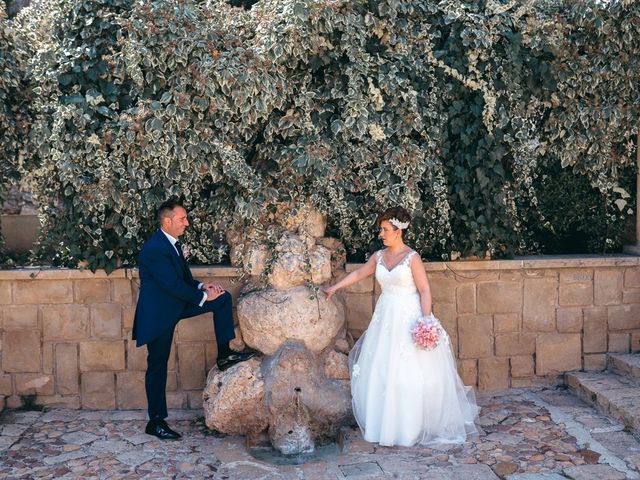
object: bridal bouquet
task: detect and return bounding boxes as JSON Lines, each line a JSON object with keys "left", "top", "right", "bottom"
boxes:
{"left": 411, "top": 314, "right": 444, "bottom": 350}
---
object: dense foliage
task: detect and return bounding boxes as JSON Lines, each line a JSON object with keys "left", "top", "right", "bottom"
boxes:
{"left": 1, "top": 0, "right": 638, "bottom": 271}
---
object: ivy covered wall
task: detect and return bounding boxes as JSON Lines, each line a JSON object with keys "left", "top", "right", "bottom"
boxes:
{"left": 1, "top": 0, "right": 638, "bottom": 270}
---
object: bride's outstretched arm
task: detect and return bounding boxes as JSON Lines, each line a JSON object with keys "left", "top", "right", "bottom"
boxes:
{"left": 410, "top": 254, "right": 433, "bottom": 316}
{"left": 322, "top": 253, "right": 377, "bottom": 299}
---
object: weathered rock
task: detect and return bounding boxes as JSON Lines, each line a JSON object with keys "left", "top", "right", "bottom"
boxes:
{"left": 268, "top": 399, "right": 315, "bottom": 455}
{"left": 334, "top": 338, "right": 351, "bottom": 355}
{"left": 284, "top": 206, "right": 327, "bottom": 238}
{"left": 268, "top": 234, "right": 332, "bottom": 290}
{"left": 577, "top": 448, "right": 600, "bottom": 464}
{"left": 237, "top": 286, "right": 344, "bottom": 355}
{"left": 324, "top": 351, "right": 350, "bottom": 380}
{"left": 1, "top": 186, "right": 35, "bottom": 215}
{"left": 316, "top": 237, "right": 347, "bottom": 273}
{"left": 562, "top": 464, "right": 627, "bottom": 480}
{"left": 309, "top": 246, "right": 333, "bottom": 285}
{"left": 494, "top": 462, "right": 518, "bottom": 476}
{"left": 227, "top": 243, "right": 241, "bottom": 266}
{"left": 202, "top": 358, "right": 268, "bottom": 435}
{"left": 225, "top": 227, "right": 245, "bottom": 266}
{"left": 263, "top": 342, "right": 352, "bottom": 453}
{"left": 243, "top": 244, "right": 269, "bottom": 277}
{"left": 226, "top": 223, "right": 272, "bottom": 269}
{"left": 212, "top": 205, "right": 348, "bottom": 455}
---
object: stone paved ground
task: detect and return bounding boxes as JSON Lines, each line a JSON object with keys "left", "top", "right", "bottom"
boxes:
{"left": 1, "top": 388, "right": 639, "bottom": 479}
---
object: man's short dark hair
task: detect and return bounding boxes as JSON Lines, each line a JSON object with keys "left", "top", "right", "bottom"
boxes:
{"left": 157, "top": 199, "right": 185, "bottom": 224}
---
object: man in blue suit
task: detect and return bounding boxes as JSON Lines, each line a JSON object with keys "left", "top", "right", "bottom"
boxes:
{"left": 133, "top": 199, "right": 255, "bottom": 440}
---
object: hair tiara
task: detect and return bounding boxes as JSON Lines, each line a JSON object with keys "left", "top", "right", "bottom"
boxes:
{"left": 389, "top": 218, "right": 409, "bottom": 230}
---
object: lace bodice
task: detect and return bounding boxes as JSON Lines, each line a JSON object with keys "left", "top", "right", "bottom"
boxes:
{"left": 375, "top": 249, "right": 418, "bottom": 295}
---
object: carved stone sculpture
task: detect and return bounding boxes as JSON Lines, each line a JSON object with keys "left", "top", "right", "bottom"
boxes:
{"left": 204, "top": 205, "right": 352, "bottom": 455}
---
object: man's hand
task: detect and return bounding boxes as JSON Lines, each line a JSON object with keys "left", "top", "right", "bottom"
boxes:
{"left": 204, "top": 284, "right": 225, "bottom": 302}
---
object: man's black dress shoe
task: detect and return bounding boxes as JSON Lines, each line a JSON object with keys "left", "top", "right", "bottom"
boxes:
{"left": 145, "top": 420, "right": 182, "bottom": 440}
{"left": 216, "top": 349, "right": 257, "bottom": 371}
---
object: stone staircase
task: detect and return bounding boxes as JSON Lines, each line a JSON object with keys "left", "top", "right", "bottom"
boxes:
{"left": 566, "top": 353, "right": 640, "bottom": 434}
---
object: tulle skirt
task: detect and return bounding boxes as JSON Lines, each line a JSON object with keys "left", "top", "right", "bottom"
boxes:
{"left": 349, "top": 290, "right": 479, "bottom": 447}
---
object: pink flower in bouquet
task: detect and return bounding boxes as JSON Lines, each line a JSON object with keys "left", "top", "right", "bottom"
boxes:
{"left": 181, "top": 245, "right": 190, "bottom": 259}
{"left": 411, "top": 318, "right": 443, "bottom": 350}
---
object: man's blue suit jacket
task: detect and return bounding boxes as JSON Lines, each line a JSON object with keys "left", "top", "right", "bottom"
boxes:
{"left": 133, "top": 230, "right": 203, "bottom": 347}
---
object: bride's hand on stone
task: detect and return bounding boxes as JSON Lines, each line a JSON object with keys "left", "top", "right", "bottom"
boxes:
{"left": 321, "top": 285, "right": 336, "bottom": 300}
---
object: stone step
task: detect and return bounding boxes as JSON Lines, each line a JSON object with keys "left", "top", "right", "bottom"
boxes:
{"left": 608, "top": 353, "right": 640, "bottom": 380}
{"left": 566, "top": 370, "right": 640, "bottom": 434}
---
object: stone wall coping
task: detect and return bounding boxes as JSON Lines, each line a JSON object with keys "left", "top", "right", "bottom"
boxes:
{"left": 0, "top": 255, "right": 637, "bottom": 280}
{"left": 519, "top": 255, "right": 640, "bottom": 269}
{"left": 0, "top": 268, "right": 128, "bottom": 280}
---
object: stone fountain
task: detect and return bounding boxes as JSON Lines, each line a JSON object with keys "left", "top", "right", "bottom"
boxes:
{"left": 202, "top": 205, "right": 353, "bottom": 455}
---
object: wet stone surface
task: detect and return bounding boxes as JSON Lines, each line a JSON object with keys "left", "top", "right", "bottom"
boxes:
{"left": 1, "top": 388, "right": 639, "bottom": 479}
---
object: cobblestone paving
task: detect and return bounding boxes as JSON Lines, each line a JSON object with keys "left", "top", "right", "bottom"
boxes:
{"left": 1, "top": 388, "right": 639, "bottom": 479}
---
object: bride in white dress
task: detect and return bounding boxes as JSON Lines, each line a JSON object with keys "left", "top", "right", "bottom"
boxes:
{"left": 323, "top": 207, "right": 478, "bottom": 447}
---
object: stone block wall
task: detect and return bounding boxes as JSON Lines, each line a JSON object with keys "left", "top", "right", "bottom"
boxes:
{"left": 1, "top": 256, "right": 639, "bottom": 412}
{"left": 0, "top": 267, "right": 240, "bottom": 413}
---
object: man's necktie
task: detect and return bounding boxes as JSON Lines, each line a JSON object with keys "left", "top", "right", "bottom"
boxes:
{"left": 174, "top": 241, "right": 184, "bottom": 259}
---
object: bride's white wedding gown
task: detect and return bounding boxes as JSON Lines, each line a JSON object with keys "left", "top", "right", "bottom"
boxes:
{"left": 349, "top": 250, "right": 479, "bottom": 447}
